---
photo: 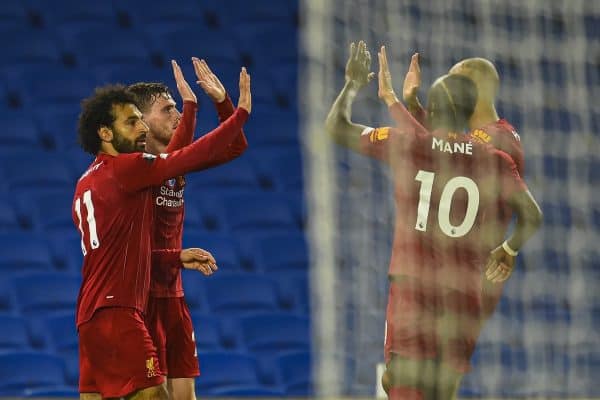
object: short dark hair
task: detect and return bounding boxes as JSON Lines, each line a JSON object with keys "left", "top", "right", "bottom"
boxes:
{"left": 77, "top": 84, "right": 139, "bottom": 155}
{"left": 427, "top": 74, "right": 478, "bottom": 132}
{"left": 128, "top": 82, "right": 172, "bottom": 113}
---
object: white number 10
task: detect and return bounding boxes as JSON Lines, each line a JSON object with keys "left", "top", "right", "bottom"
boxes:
{"left": 414, "top": 170, "right": 480, "bottom": 238}
{"left": 74, "top": 190, "right": 100, "bottom": 255}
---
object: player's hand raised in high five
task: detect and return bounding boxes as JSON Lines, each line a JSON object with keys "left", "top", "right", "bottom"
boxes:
{"left": 180, "top": 247, "right": 218, "bottom": 276}
{"left": 237, "top": 67, "right": 251, "bottom": 114}
{"left": 171, "top": 60, "right": 197, "bottom": 104}
{"left": 402, "top": 53, "right": 421, "bottom": 105}
{"left": 377, "top": 45, "right": 399, "bottom": 106}
{"left": 345, "top": 40, "right": 376, "bottom": 89}
{"left": 192, "top": 57, "right": 226, "bottom": 103}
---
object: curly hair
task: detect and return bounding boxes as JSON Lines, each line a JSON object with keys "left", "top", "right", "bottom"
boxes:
{"left": 127, "top": 82, "right": 172, "bottom": 114}
{"left": 77, "top": 84, "right": 139, "bottom": 155}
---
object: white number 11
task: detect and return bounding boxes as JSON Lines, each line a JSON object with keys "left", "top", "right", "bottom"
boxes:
{"left": 414, "top": 170, "right": 480, "bottom": 238}
{"left": 74, "top": 190, "right": 100, "bottom": 255}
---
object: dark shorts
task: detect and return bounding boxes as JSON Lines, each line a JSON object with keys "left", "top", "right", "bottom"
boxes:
{"left": 78, "top": 307, "right": 164, "bottom": 397}
{"left": 384, "top": 277, "right": 482, "bottom": 373}
{"left": 145, "top": 296, "right": 200, "bottom": 378}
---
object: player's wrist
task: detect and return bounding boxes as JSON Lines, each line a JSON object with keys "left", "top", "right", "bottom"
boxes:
{"left": 502, "top": 241, "right": 518, "bottom": 256}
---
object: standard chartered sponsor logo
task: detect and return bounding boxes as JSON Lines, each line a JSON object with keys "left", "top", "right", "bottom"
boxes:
{"left": 156, "top": 185, "right": 185, "bottom": 207}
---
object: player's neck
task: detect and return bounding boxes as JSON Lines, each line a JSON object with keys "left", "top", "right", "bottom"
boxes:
{"left": 144, "top": 135, "right": 167, "bottom": 155}
{"left": 469, "top": 102, "right": 499, "bottom": 130}
{"left": 99, "top": 143, "right": 119, "bottom": 156}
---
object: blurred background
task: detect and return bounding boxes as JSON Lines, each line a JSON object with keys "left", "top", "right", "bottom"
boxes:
{"left": 0, "top": 0, "right": 598, "bottom": 398}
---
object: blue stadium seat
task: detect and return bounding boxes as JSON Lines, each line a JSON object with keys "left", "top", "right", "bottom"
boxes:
{"left": 65, "top": 149, "right": 95, "bottom": 178}
{"left": 49, "top": 232, "right": 84, "bottom": 273}
{"left": 0, "top": 29, "right": 62, "bottom": 67}
{"left": 537, "top": 13, "right": 566, "bottom": 39}
{"left": 28, "top": 0, "right": 117, "bottom": 26}
{"left": 92, "top": 63, "right": 166, "bottom": 87}
{"left": 543, "top": 155, "right": 568, "bottom": 181}
{"left": 0, "top": 150, "right": 75, "bottom": 191}
{"left": 0, "top": 314, "right": 31, "bottom": 350}
{"left": 61, "top": 350, "right": 79, "bottom": 386}
{"left": 277, "top": 350, "right": 312, "bottom": 396}
{"left": 190, "top": 313, "right": 222, "bottom": 350}
{"left": 12, "top": 272, "right": 80, "bottom": 315}
{"left": 24, "top": 385, "right": 79, "bottom": 398}
{"left": 250, "top": 147, "right": 302, "bottom": 191}
{"left": 235, "top": 23, "right": 297, "bottom": 68}
{"left": 584, "top": 15, "right": 600, "bottom": 40}
{"left": 211, "top": 385, "right": 285, "bottom": 397}
{"left": 0, "top": 196, "right": 25, "bottom": 232}
{"left": 0, "top": 232, "right": 54, "bottom": 272}
{"left": 271, "top": 271, "right": 308, "bottom": 312}
{"left": 114, "top": 0, "right": 204, "bottom": 28}
{"left": 240, "top": 313, "right": 309, "bottom": 352}
{"left": 205, "top": 273, "right": 280, "bottom": 313}
{"left": 180, "top": 269, "right": 208, "bottom": 311}
{"left": 17, "top": 189, "right": 75, "bottom": 233}
{"left": 253, "top": 233, "right": 309, "bottom": 272}
{"left": 0, "top": 113, "right": 43, "bottom": 149}
{"left": 195, "top": 351, "right": 260, "bottom": 391}
{"left": 185, "top": 156, "right": 259, "bottom": 193}
{"left": 0, "top": 352, "right": 66, "bottom": 396}
{"left": 539, "top": 201, "right": 572, "bottom": 228}
{"left": 182, "top": 231, "right": 243, "bottom": 271}
{"left": 222, "top": 193, "right": 298, "bottom": 232}
{"left": 223, "top": 0, "right": 297, "bottom": 25}
{"left": 42, "top": 312, "right": 77, "bottom": 352}
{"left": 59, "top": 27, "right": 151, "bottom": 67}
{"left": 539, "top": 58, "right": 566, "bottom": 87}
{"left": 0, "top": 1, "right": 28, "bottom": 28}
{"left": 34, "top": 107, "right": 80, "bottom": 150}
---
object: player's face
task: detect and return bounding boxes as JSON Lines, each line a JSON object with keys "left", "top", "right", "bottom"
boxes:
{"left": 143, "top": 93, "right": 181, "bottom": 146}
{"left": 110, "top": 103, "right": 149, "bottom": 154}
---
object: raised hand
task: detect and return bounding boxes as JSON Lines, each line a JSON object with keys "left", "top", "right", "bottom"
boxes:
{"left": 237, "top": 67, "right": 251, "bottom": 114}
{"left": 180, "top": 248, "right": 218, "bottom": 276}
{"left": 377, "top": 45, "right": 399, "bottom": 106}
{"left": 171, "top": 60, "right": 197, "bottom": 104}
{"left": 402, "top": 53, "right": 421, "bottom": 103}
{"left": 192, "top": 57, "right": 227, "bottom": 103}
{"left": 345, "top": 40, "right": 375, "bottom": 89}
{"left": 484, "top": 245, "right": 515, "bottom": 283}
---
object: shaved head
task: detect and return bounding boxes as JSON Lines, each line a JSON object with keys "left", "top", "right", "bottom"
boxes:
{"left": 449, "top": 57, "right": 499, "bottom": 101}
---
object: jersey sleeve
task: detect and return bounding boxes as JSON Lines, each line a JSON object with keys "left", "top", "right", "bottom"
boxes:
{"left": 388, "top": 101, "right": 430, "bottom": 137}
{"left": 165, "top": 101, "right": 197, "bottom": 152}
{"left": 207, "top": 94, "right": 248, "bottom": 166}
{"left": 152, "top": 249, "right": 181, "bottom": 270}
{"left": 358, "top": 126, "right": 407, "bottom": 162}
{"left": 113, "top": 108, "right": 249, "bottom": 192}
{"left": 494, "top": 127, "right": 525, "bottom": 176}
{"left": 494, "top": 149, "right": 528, "bottom": 202}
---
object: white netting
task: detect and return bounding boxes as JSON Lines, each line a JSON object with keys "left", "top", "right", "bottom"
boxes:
{"left": 301, "top": 0, "right": 600, "bottom": 397}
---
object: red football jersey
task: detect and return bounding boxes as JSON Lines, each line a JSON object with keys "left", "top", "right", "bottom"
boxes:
{"left": 359, "top": 103, "right": 526, "bottom": 292}
{"left": 150, "top": 97, "right": 247, "bottom": 298}
{"left": 73, "top": 108, "right": 248, "bottom": 327}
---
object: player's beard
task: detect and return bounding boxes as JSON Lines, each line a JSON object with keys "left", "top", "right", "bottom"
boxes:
{"left": 111, "top": 129, "right": 144, "bottom": 154}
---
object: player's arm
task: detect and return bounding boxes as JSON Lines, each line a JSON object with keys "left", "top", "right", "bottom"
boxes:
{"left": 114, "top": 68, "right": 251, "bottom": 191}
{"left": 325, "top": 40, "right": 375, "bottom": 152}
{"left": 378, "top": 46, "right": 429, "bottom": 137}
{"left": 485, "top": 152, "right": 543, "bottom": 283}
{"left": 166, "top": 60, "right": 197, "bottom": 152}
{"left": 402, "top": 53, "right": 428, "bottom": 126}
{"left": 192, "top": 57, "right": 248, "bottom": 164}
{"left": 495, "top": 128, "right": 525, "bottom": 176}
{"left": 153, "top": 248, "right": 218, "bottom": 276}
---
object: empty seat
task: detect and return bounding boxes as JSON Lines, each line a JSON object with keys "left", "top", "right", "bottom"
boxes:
{"left": 13, "top": 272, "right": 79, "bottom": 315}
{"left": 0, "top": 113, "right": 43, "bottom": 149}
{"left": 222, "top": 194, "right": 298, "bottom": 232}
{"left": 0, "top": 314, "right": 30, "bottom": 350}
{"left": 0, "top": 196, "right": 24, "bottom": 232}
{"left": 0, "top": 29, "right": 61, "bottom": 67}
{"left": 185, "top": 156, "right": 259, "bottom": 192}
{"left": 28, "top": 0, "right": 117, "bottom": 25}
{"left": 0, "top": 352, "right": 66, "bottom": 396}
{"left": 0, "top": 150, "right": 75, "bottom": 191}
{"left": 42, "top": 312, "right": 77, "bottom": 352}
{"left": 211, "top": 385, "right": 285, "bottom": 397}
{"left": 17, "top": 189, "right": 75, "bottom": 233}
{"left": 190, "top": 313, "right": 222, "bottom": 350}
{"left": 180, "top": 269, "right": 208, "bottom": 311}
{"left": 195, "top": 351, "right": 260, "bottom": 391}
{"left": 0, "top": 232, "right": 54, "bottom": 272}
{"left": 205, "top": 273, "right": 279, "bottom": 313}
{"left": 277, "top": 350, "right": 312, "bottom": 396}
{"left": 24, "top": 385, "right": 79, "bottom": 398}
{"left": 240, "top": 313, "right": 309, "bottom": 352}
{"left": 182, "top": 231, "right": 243, "bottom": 271}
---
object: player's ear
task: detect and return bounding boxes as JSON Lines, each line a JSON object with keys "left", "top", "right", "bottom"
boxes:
{"left": 98, "top": 126, "right": 113, "bottom": 142}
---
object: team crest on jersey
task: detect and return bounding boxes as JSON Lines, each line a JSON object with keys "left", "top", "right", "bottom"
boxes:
{"left": 370, "top": 127, "right": 390, "bottom": 143}
{"left": 471, "top": 129, "right": 491, "bottom": 144}
{"left": 146, "top": 357, "right": 158, "bottom": 378}
{"left": 167, "top": 178, "right": 176, "bottom": 187}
